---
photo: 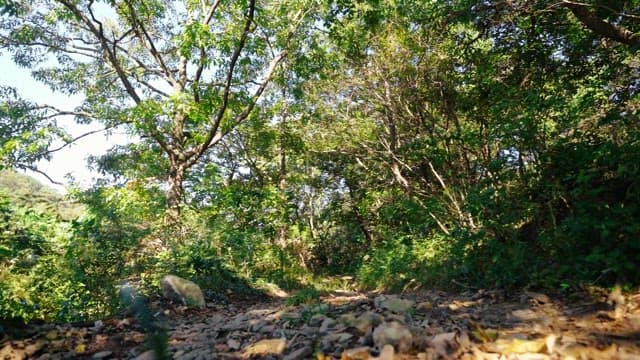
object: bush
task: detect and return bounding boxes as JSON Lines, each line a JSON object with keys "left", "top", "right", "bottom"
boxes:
{"left": 0, "top": 194, "right": 93, "bottom": 322}
{"left": 357, "top": 234, "right": 451, "bottom": 291}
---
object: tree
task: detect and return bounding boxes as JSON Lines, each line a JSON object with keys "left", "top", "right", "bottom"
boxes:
{"left": 1, "top": 0, "right": 314, "bottom": 224}
{"left": 298, "top": 0, "right": 640, "bottom": 287}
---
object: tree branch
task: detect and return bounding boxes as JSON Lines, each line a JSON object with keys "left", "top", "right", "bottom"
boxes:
{"left": 562, "top": 0, "right": 640, "bottom": 46}
{"left": 38, "top": 127, "right": 112, "bottom": 156}
{"left": 193, "top": 47, "right": 207, "bottom": 102}
{"left": 560, "top": 0, "right": 640, "bottom": 20}
{"left": 204, "top": 0, "right": 222, "bottom": 25}
{"left": 23, "top": 165, "right": 64, "bottom": 186}
{"left": 0, "top": 34, "right": 102, "bottom": 59}
{"left": 225, "top": 50, "right": 287, "bottom": 133}
{"left": 199, "top": 0, "right": 257, "bottom": 156}
{"left": 124, "top": 1, "right": 179, "bottom": 89}
{"left": 57, "top": 0, "right": 142, "bottom": 103}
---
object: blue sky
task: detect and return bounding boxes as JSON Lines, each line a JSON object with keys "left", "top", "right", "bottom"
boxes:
{"left": 1, "top": 55, "right": 131, "bottom": 193}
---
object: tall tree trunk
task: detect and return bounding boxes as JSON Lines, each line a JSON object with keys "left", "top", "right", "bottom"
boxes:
{"left": 276, "top": 97, "right": 288, "bottom": 272}
{"left": 277, "top": 118, "right": 287, "bottom": 245}
{"left": 345, "top": 180, "right": 374, "bottom": 245}
{"left": 165, "top": 161, "right": 186, "bottom": 227}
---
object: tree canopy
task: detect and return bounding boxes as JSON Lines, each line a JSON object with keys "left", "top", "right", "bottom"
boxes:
{"left": 1, "top": 0, "right": 640, "bottom": 324}
{"left": 1, "top": 0, "right": 315, "bottom": 223}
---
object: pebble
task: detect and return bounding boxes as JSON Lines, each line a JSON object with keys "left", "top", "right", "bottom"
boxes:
{"left": 91, "top": 350, "right": 113, "bottom": 359}
{"left": 283, "top": 345, "right": 314, "bottom": 360}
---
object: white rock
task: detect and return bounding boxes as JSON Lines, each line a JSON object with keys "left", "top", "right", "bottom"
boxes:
{"left": 160, "top": 275, "right": 206, "bottom": 308}
{"left": 92, "top": 350, "right": 113, "bottom": 359}
{"left": 373, "top": 321, "right": 413, "bottom": 353}
{"left": 132, "top": 350, "right": 156, "bottom": 360}
{"left": 375, "top": 295, "right": 415, "bottom": 314}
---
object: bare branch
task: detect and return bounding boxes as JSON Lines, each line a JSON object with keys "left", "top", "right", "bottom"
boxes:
{"left": 23, "top": 165, "right": 64, "bottom": 186}
{"left": 39, "top": 127, "right": 112, "bottom": 156}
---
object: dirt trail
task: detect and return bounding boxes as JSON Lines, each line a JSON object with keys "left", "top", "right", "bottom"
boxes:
{"left": 2, "top": 289, "right": 640, "bottom": 359}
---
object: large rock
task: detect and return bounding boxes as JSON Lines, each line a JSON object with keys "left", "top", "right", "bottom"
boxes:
{"left": 242, "top": 338, "right": 287, "bottom": 358}
{"left": 372, "top": 321, "right": 413, "bottom": 353}
{"left": 374, "top": 295, "right": 415, "bottom": 314}
{"left": 160, "top": 275, "right": 206, "bottom": 308}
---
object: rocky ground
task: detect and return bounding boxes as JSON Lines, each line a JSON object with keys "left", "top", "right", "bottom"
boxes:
{"left": 2, "top": 288, "right": 640, "bottom": 359}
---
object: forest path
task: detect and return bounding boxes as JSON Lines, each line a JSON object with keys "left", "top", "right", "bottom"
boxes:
{"left": 2, "top": 288, "right": 640, "bottom": 359}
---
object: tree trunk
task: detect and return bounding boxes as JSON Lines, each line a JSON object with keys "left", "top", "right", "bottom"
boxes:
{"left": 277, "top": 131, "right": 287, "bottom": 247}
{"left": 276, "top": 101, "right": 289, "bottom": 275}
{"left": 165, "top": 162, "right": 186, "bottom": 227}
{"left": 345, "top": 180, "right": 374, "bottom": 245}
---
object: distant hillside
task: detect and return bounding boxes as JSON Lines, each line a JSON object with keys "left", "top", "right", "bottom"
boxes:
{"left": 0, "top": 169, "right": 85, "bottom": 220}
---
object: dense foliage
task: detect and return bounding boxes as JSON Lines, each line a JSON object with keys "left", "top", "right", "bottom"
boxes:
{"left": 1, "top": 0, "right": 640, "bottom": 323}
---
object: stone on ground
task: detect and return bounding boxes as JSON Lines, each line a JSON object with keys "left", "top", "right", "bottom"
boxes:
{"left": 373, "top": 321, "right": 413, "bottom": 353}
{"left": 242, "top": 338, "right": 287, "bottom": 358}
{"left": 160, "top": 274, "right": 206, "bottom": 308}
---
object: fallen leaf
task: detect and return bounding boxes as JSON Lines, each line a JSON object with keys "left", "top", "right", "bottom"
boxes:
{"left": 545, "top": 334, "right": 557, "bottom": 354}
{"left": 489, "top": 337, "right": 546, "bottom": 355}
{"left": 471, "top": 324, "right": 498, "bottom": 343}
{"left": 74, "top": 343, "right": 86, "bottom": 354}
{"left": 341, "top": 346, "right": 371, "bottom": 360}
{"left": 471, "top": 347, "right": 502, "bottom": 360}
{"left": 416, "top": 301, "right": 433, "bottom": 312}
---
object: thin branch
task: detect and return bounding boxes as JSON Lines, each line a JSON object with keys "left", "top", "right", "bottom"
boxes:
{"left": 429, "top": 211, "right": 450, "bottom": 235}
{"left": 200, "top": 0, "right": 258, "bottom": 155}
{"left": 39, "top": 127, "right": 112, "bottom": 156}
{"left": 113, "top": 43, "right": 167, "bottom": 77}
{"left": 225, "top": 51, "right": 287, "bottom": 133}
{"left": 193, "top": 47, "right": 207, "bottom": 102}
{"left": 0, "top": 35, "right": 102, "bottom": 60}
{"left": 204, "top": 0, "right": 222, "bottom": 25}
{"left": 130, "top": 73, "right": 171, "bottom": 97}
{"left": 191, "top": 49, "right": 287, "bottom": 164}
{"left": 124, "top": 1, "right": 179, "bottom": 88}
{"left": 57, "top": 0, "right": 142, "bottom": 103}
{"left": 191, "top": 0, "right": 223, "bottom": 90}
{"left": 197, "top": 2, "right": 308, "bottom": 161}
{"left": 23, "top": 165, "right": 64, "bottom": 186}
{"left": 116, "top": 28, "right": 135, "bottom": 43}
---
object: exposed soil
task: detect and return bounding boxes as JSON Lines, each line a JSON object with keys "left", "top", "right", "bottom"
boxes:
{"left": 2, "top": 288, "right": 640, "bottom": 359}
